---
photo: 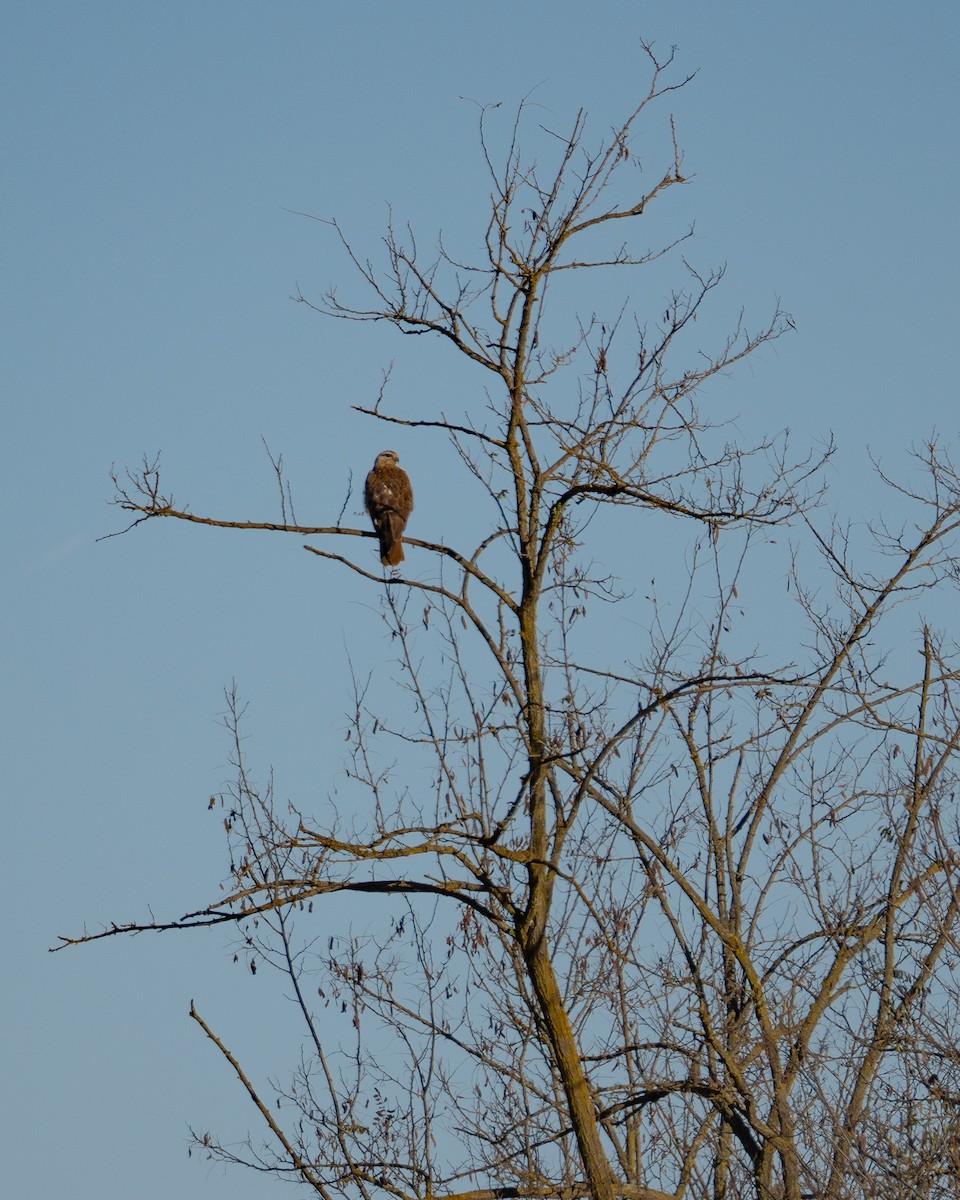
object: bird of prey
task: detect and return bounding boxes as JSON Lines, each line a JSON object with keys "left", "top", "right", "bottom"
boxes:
{"left": 364, "top": 450, "right": 413, "bottom": 566}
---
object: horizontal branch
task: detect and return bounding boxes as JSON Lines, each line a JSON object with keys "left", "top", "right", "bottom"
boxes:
{"left": 106, "top": 478, "right": 521, "bottom": 614}
{"left": 352, "top": 403, "right": 506, "bottom": 450}
{"left": 104, "top": 509, "right": 359, "bottom": 541}
{"left": 302, "top": 537, "right": 518, "bottom": 613}
{"left": 434, "top": 1184, "right": 675, "bottom": 1200}
{"left": 53, "top": 876, "right": 505, "bottom": 950}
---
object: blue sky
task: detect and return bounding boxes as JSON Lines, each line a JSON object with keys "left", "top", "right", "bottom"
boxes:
{"left": 3, "top": 3, "right": 959, "bottom": 1197}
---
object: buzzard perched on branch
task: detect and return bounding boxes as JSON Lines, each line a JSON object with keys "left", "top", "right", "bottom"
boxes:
{"left": 364, "top": 450, "right": 413, "bottom": 566}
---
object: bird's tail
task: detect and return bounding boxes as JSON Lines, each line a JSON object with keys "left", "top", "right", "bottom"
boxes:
{"left": 380, "top": 513, "right": 405, "bottom": 565}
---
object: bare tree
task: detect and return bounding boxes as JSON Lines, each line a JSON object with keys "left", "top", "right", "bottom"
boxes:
{"left": 62, "top": 45, "right": 960, "bottom": 1200}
